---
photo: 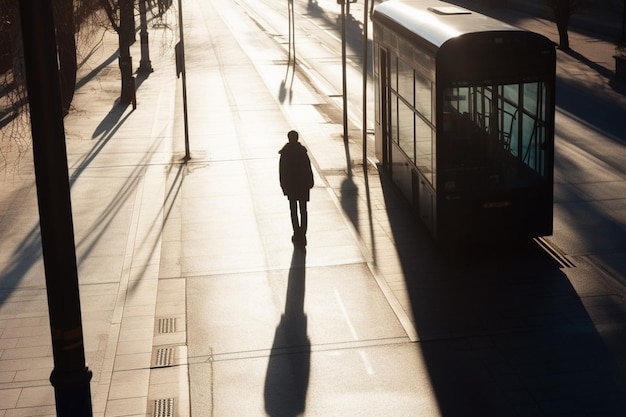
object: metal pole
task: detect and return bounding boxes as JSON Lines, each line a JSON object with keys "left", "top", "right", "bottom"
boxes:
{"left": 291, "top": 0, "right": 296, "bottom": 67}
{"left": 119, "top": 0, "right": 134, "bottom": 104}
{"left": 288, "top": 0, "right": 292, "bottom": 66}
{"left": 18, "top": 1, "right": 93, "bottom": 415}
{"left": 341, "top": 0, "right": 351, "bottom": 176}
{"left": 288, "top": 0, "right": 296, "bottom": 67}
{"left": 178, "top": 0, "right": 191, "bottom": 161}
{"left": 362, "top": 0, "right": 369, "bottom": 168}
{"left": 139, "top": 0, "right": 153, "bottom": 72}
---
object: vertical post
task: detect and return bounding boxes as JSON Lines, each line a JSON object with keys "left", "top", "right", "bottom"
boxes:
{"left": 362, "top": 0, "right": 369, "bottom": 168}
{"left": 139, "top": 0, "right": 153, "bottom": 73}
{"left": 622, "top": 0, "right": 626, "bottom": 44}
{"left": 288, "top": 0, "right": 296, "bottom": 67}
{"left": 177, "top": 0, "right": 191, "bottom": 161}
{"left": 341, "top": 0, "right": 351, "bottom": 176}
{"left": 119, "top": 0, "right": 135, "bottom": 104}
{"left": 18, "top": 1, "right": 93, "bottom": 416}
{"left": 287, "top": 0, "right": 292, "bottom": 66}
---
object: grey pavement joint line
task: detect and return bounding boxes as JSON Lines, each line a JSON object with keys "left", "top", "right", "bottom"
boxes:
{"left": 187, "top": 335, "right": 412, "bottom": 364}
{"left": 96, "top": 169, "right": 147, "bottom": 414}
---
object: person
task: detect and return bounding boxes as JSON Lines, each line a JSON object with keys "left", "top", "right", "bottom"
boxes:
{"left": 279, "top": 130, "right": 314, "bottom": 246}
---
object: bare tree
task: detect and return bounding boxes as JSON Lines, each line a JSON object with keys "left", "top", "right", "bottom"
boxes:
{"left": 0, "top": 0, "right": 30, "bottom": 170}
{"left": 54, "top": 0, "right": 78, "bottom": 115}
{"left": 1, "top": 0, "right": 103, "bottom": 170}
{"left": 101, "top": 0, "right": 135, "bottom": 105}
{"left": 546, "top": 0, "right": 588, "bottom": 50}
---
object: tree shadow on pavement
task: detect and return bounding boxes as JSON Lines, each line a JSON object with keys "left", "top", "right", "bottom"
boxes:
{"left": 0, "top": 87, "right": 133, "bottom": 312}
{"left": 564, "top": 48, "right": 615, "bottom": 79}
{"left": 0, "top": 223, "right": 42, "bottom": 308}
{"left": 67, "top": 102, "right": 134, "bottom": 184}
{"left": 75, "top": 50, "right": 119, "bottom": 92}
{"left": 264, "top": 247, "right": 311, "bottom": 417}
{"left": 555, "top": 75, "right": 626, "bottom": 145}
{"left": 563, "top": 47, "right": 626, "bottom": 96}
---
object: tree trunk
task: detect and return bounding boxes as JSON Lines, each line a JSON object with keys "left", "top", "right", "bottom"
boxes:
{"left": 553, "top": 0, "right": 571, "bottom": 50}
{"left": 53, "top": 0, "right": 77, "bottom": 116}
{"left": 555, "top": 15, "right": 570, "bottom": 50}
{"left": 622, "top": 0, "right": 626, "bottom": 45}
{"left": 119, "top": 0, "right": 134, "bottom": 105}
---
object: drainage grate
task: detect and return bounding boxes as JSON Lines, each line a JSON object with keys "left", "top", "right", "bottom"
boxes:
{"left": 153, "top": 398, "right": 174, "bottom": 417}
{"left": 154, "top": 347, "right": 174, "bottom": 367}
{"left": 158, "top": 317, "right": 177, "bottom": 333}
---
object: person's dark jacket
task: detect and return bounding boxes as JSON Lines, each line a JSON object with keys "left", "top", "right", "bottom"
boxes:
{"left": 279, "top": 142, "right": 314, "bottom": 201}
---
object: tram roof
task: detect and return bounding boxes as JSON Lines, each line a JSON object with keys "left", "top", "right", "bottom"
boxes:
{"left": 373, "top": 0, "right": 524, "bottom": 49}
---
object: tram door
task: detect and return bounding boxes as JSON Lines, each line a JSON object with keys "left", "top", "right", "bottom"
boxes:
{"left": 379, "top": 48, "right": 391, "bottom": 170}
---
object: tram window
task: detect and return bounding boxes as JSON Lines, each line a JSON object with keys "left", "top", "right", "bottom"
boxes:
{"left": 399, "top": 101, "right": 415, "bottom": 162}
{"left": 473, "top": 86, "right": 492, "bottom": 132}
{"left": 443, "top": 80, "right": 549, "bottom": 184}
{"left": 385, "top": 28, "right": 398, "bottom": 50}
{"left": 391, "top": 93, "right": 399, "bottom": 144}
{"left": 502, "top": 84, "right": 519, "bottom": 104}
{"left": 415, "top": 72, "right": 432, "bottom": 121}
{"left": 416, "top": 115, "right": 433, "bottom": 183}
{"left": 445, "top": 88, "right": 468, "bottom": 114}
{"left": 398, "top": 59, "right": 414, "bottom": 106}
{"left": 399, "top": 38, "right": 413, "bottom": 61}
{"left": 501, "top": 97, "right": 518, "bottom": 155}
{"left": 524, "top": 83, "right": 539, "bottom": 115}
{"left": 414, "top": 47, "right": 434, "bottom": 81}
{"left": 390, "top": 55, "right": 398, "bottom": 91}
{"left": 522, "top": 112, "right": 539, "bottom": 171}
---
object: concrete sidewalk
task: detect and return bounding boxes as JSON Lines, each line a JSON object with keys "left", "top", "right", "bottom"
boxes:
{"left": 0, "top": 5, "right": 180, "bottom": 416}
{"left": 1, "top": 0, "right": 625, "bottom": 416}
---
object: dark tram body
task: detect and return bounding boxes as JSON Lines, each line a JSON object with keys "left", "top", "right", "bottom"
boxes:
{"left": 372, "top": 0, "right": 556, "bottom": 244}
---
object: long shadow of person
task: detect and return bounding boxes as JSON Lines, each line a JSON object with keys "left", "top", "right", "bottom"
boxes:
{"left": 264, "top": 248, "right": 310, "bottom": 417}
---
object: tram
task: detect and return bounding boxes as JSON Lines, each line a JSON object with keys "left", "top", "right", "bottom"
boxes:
{"left": 372, "top": 0, "right": 556, "bottom": 244}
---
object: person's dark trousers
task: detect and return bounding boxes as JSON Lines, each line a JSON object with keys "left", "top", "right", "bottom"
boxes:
{"left": 289, "top": 199, "right": 308, "bottom": 244}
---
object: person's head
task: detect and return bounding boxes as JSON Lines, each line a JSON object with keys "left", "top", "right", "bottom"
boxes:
{"left": 287, "top": 130, "right": 299, "bottom": 142}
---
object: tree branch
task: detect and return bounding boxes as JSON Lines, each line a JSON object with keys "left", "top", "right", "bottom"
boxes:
{"left": 100, "top": 0, "right": 119, "bottom": 32}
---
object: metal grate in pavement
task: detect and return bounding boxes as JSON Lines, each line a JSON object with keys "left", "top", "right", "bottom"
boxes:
{"left": 158, "top": 317, "right": 177, "bottom": 333}
{"left": 154, "top": 347, "right": 174, "bottom": 367}
{"left": 153, "top": 398, "right": 174, "bottom": 417}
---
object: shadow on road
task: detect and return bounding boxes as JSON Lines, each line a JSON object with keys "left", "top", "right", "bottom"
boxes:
{"left": 374, "top": 169, "right": 626, "bottom": 415}
{"left": 264, "top": 247, "right": 311, "bottom": 417}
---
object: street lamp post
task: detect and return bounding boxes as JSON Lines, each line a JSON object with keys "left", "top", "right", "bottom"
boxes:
{"left": 138, "top": 0, "right": 153, "bottom": 73}
{"left": 19, "top": 1, "right": 93, "bottom": 415}
{"left": 340, "top": 0, "right": 351, "bottom": 176}
{"left": 176, "top": 0, "right": 191, "bottom": 161}
{"left": 362, "top": 0, "right": 369, "bottom": 167}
